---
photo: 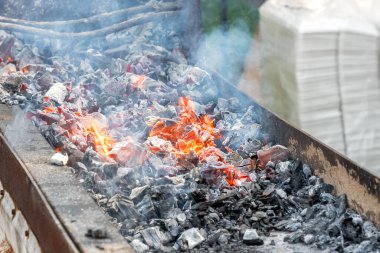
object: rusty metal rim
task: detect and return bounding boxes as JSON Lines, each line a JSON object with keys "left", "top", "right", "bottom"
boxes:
{"left": 0, "top": 133, "right": 80, "bottom": 253}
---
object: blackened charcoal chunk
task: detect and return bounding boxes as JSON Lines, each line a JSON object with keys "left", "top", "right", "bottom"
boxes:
{"left": 129, "top": 185, "right": 150, "bottom": 204}
{"left": 2, "top": 73, "right": 28, "bottom": 92}
{"left": 176, "top": 228, "right": 205, "bottom": 250}
{"left": 136, "top": 195, "right": 158, "bottom": 220}
{"left": 140, "top": 226, "right": 170, "bottom": 250}
{"left": 165, "top": 219, "right": 180, "bottom": 237}
{"left": 36, "top": 72, "right": 54, "bottom": 88}
{"left": 242, "top": 229, "right": 263, "bottom": 245}
{"left": 100, "top": 163, "right": 118, "bottom": 179}
{"left": 335, "top": 194, "right": 347, "bottom": 217}
{"left": 284, "top": 231, "right": 303, "bottom": 244}
{"left": 83, "top": 147, "right": 102, "bottom": 166}
{"left": 341, "top": 213, "right": 364, "bottom": 242}
{"left": 289, "top": 160, "right": 307, "bottom": 191}
{"left": 73, "top": 162, "right": 87, "bottom": 174}
{"left": 302, "top": 164, "right": 313, "bottom": 178}
{"left": 114, "top": 197, "right": 143, "bottom": 221}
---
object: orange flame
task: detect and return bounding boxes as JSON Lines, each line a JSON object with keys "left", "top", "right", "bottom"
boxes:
{"left": 86, "top": 124, "right": 116, "bottom": 158}
{"left": 43, "top": 106, "right": 55, "bottom": 114}
{"left": 149, "top": 97, "right": 250, "bottom": 186}
{"left": 149, "top": 97, "right": 219, "bottom": 155}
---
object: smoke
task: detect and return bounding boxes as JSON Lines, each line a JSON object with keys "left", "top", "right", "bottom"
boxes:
{"left": 195, "top": 19, "right": 253, "bottom": 86}
{"left": 4, "top": 106, "right": 32, "bottom": 148}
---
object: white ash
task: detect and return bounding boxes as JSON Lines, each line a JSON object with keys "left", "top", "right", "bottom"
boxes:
{"left": 50, "top": 152, "right": 68, "bottom": 166}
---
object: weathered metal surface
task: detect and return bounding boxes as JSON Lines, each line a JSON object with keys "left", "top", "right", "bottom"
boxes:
{"left": 0, "top": 104, "right": 134, "bottom": 253}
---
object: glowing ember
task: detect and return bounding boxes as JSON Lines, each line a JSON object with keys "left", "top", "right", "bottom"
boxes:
{"left": 22, "top": 65, "right": 30, "bottom": 74}
{"left": 148, "top": 97, "right": 250, "bottom": 186}
{"left": 130, "top": 75, "right": 146, "bottom": 89}
{"left": 149, "top": 97, "right": 220, "bottom": 155}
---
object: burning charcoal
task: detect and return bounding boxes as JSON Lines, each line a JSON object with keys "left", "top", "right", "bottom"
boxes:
{"left": 140, "top": 226, "right": 170, "bottom": 250}
{"left": 109, "top": 139, "right": 146, "bottom": 167}
{"left": 85, "top": 228, "right": 108, "bottom": 239}
{"left": 257, "top": 145, "right": 289, "bottom": 168}
{"left": 131, "top": 239, "right": 149, "bottom": 252}
{"left": 44, "top": 83, "right": 68, "bottom": 104}
{"left": 1, "top": 73, "right": 28, "bottom": 92}
{"left": 242, "top": 229, "right": 263, "bottom": 245}
{"left": 289, "top": 160, "right": 307, "bottom": 191}
{"left": 50, "top": 152, "right": 68, "bottom": 166}
{"left": 176, "top": 228, "right": 205, "bottom": 250}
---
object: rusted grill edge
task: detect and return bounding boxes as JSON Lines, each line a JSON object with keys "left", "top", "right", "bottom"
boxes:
{"left": 219, "top": 80, "right": 380, "bottom": 227}
{"left": 0, "top": 133, "right": 79, "bottom": 253}
{"left": 0, "top": 105, "right": 134, "bottom": 253}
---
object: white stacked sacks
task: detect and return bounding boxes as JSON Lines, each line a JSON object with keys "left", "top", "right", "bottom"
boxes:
{"left": 338, "top": 32, "right": 380, "bottom": 169}
{"left": 259, "top": 0, "right": 380, "bottom": 172}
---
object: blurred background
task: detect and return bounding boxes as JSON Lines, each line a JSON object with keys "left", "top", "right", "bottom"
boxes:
{"left": 199, "top": 0, "right": 380, "bottom": 175}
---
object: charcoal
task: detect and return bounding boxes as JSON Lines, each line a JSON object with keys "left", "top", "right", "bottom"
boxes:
{"left": 363, "top": 221, "right": 379, "bottom": 240}
{"left": 242, "top": 229, "right": 263, "bottom": 245}
{"left": 341, "top": 212, "right": 364, "bottom": 242}
{"left": 73, "top": 162, "right": 87, "bottom": 174}
{"left": 115, "top": 198, "right": 144, "bottom": 221}
{"left": 140, "top": 226, "right": 170, "bottom": 250}
{"left": 176, "top": 212, "right": 187, "bottom": 224}
{"left": 2, "top": 14, "right": 379, "bottom": 253}
{"left": 217, "top": 233, "right": 229, "bottom": 245}
{"left": 131, "top": 239, "right": 149, "bottom": 252}
{"left": 176, "top": 228, "right": 205, "bottom": 250}
{"left": 275, "top": 188, "right": 287, "bottom": 199}
{"left": 284, "top": 231, "right": 303, "bottom": 244}
{"left": 165, "top": 219, "right": 180, "bottom": 237}
{"left": 0, "top": 35, "right": 15, "bottom": 60}
{"left": 129, "top": 185, "right": 150, "bottom": 204}
{"left": 136, "top": 195, "right": 158, "bottom": 220}
{"left": 1, "top": 73, "right": 28, "bottom": 92}
{"left": 303, "top": 234, "right": 315, "bottom": 244}
{"left": 36, "top": 72, "right": 54, "bottom": 88}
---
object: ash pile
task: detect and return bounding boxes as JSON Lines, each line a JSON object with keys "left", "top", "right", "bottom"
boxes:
{"left": 0, "top": 1, "right": 379, "bottom": 252}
